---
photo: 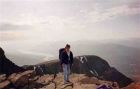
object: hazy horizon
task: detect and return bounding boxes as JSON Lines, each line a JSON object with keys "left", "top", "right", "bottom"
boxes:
{"left": 0, "top": 0, "right": 140, "bottom": 67}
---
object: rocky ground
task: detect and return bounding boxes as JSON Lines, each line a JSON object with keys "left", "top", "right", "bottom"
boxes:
{"left": 0, "top": 70, "right": 139, "bottom": 89}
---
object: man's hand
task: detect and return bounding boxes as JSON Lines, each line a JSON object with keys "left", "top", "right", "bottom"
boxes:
{"left": 62, "top": 64, "right": 65, "bottom": 68}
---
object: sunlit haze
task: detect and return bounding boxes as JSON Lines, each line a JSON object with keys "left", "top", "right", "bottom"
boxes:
{"left": 0, "top": 0, "right": 140, "bottom": 66}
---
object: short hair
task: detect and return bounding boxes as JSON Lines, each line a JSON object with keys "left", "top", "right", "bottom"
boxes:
{"left": 65, "top": 44, "right": 70, "bottom": 48}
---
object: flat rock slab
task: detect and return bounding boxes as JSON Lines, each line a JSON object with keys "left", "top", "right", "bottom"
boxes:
{"left": 0, "top": 80, "right": 10, "bottom": 89}
{"left": 9, "top": 70, "right": 34, "bottom": 87}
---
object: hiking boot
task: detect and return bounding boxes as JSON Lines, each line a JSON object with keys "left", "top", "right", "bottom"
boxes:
{"left": 64, "top": 82, "right": 69, "bottom": 84}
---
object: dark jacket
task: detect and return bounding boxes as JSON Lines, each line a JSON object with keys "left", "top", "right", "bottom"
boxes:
{"left": 60, "top": 51, "right": 73, "bottom": 65}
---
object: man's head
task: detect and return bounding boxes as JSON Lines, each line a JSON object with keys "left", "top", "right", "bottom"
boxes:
{"left": 65, "top": 44, "right": 71, "bottom": 52}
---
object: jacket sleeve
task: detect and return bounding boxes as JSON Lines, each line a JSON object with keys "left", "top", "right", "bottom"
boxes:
{"left": 60, "top": 52, "right": 65, "bottom": 65}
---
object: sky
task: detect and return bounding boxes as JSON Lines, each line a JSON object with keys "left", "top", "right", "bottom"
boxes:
{"left": 0, "top": 0, "right": 140, "bottom": 51}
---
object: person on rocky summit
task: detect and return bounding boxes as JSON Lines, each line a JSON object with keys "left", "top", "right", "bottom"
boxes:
{"left": 59, "top": 44, "right": 74, "bottom": 84}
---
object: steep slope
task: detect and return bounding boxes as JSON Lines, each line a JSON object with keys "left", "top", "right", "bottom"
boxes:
{"left": 0, "top": 47, "right": 25, "bottom": 76}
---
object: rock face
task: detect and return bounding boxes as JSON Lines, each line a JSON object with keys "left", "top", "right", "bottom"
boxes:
{"left": 0, "top": 47, "right": 25, "bottom": 76}
{"left": 0, "top": 70, "right": 35, "bottom": 89}
{"left": 72, "top": 55, "right": 111, "bottom": 76}
{"left": 102, "top": 67, "right": 133, "bottom": 88}
{"left": 38, "top": 55, "right": 133, "bottom": 88}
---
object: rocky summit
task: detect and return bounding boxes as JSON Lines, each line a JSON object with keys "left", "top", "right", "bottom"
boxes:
{"left": 0, "top": 71, "right": 139, "bottom": 89}
{"left": 0, "top": 47, "right": 139, "bottom": 89}
{"left": 36, "top": 55, "right": 133, "bottom": 88}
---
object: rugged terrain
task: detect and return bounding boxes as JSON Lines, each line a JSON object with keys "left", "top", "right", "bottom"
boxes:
{"left": 0, "top": 71, "right": 139, "bottom": 89}
{"left": 0, "top": 47, "right": 139, "bottom": 89}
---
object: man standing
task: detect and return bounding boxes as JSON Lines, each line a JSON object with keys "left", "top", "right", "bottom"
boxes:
{"left": 59, "top": 44, "right": 73, "bottom": 84}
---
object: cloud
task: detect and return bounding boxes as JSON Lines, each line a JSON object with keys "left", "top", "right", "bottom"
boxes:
{"left": 0, "top": 0, "right": 139, "bottom": 42}
{"left": 0, "top": 23, "right": 33, "bottom": 31}
{"left": 106, "top": 4, "right": 140, "bottom": 15}
{"left": 0, "top": 23, "right": 34, "bottom": 41}
{"left": 82, "top": 4, "right": 140, "bottom": 23}
{"left": 0, "top": 31, "right": 24, "bottom": 41}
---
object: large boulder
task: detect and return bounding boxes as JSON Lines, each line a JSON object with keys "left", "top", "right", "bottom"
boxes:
{"left": 0, "top": 70, "right": 34, "bottom": 89}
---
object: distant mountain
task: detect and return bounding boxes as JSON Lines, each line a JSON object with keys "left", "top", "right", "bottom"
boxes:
{"left": 30, "top": 39, "right": 140, "bottom": 79}
{"left": 2, "top": 38, "right": 140, "bottom": 80}
{"left": 107, "top": 38, "right": 140, "bottom": 49}
{"left": 6, "top": 53, "right": 45, "bottom": 66}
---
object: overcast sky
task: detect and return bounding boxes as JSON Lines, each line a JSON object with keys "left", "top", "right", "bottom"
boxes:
{"left": 0, "top": 0, "right": 140, "bottom": 51}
